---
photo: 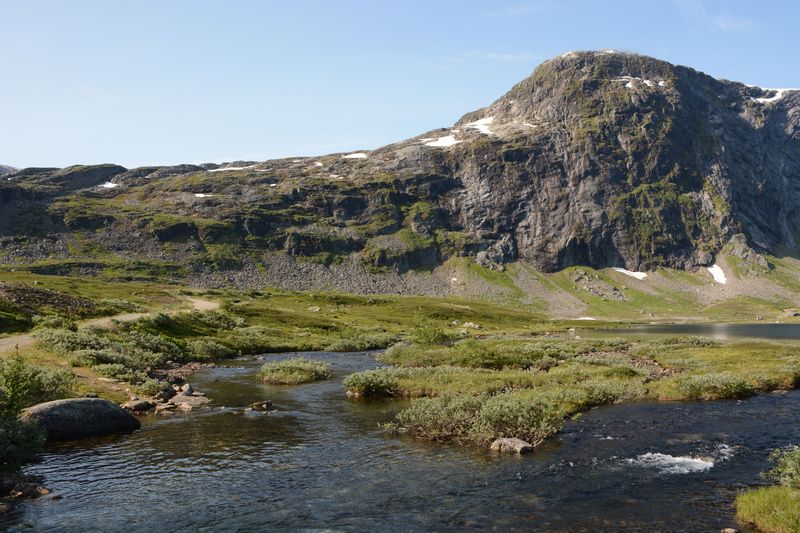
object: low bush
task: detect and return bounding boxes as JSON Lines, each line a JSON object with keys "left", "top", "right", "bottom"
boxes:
{"left": 135, "top": 378, "right": 171, "bottom": 397}
{"left": 392, "top": 394, "right": 485, "bottom": 443}
{"left": 343, "top": 368, "right": 399, "bottom": 396}
{"left": 0, "top": 415, "right": 45, "bottom": 471}
{"left": 0, "top": 356, "right": 69, "bottom": 471}
{"left": 0, "top": 355, "right": 73, "bottom": 414}
{"left": 35, "top": 328, "right": 112, "bottom": 354}
{"left": 411, "top": 324, "right": 452, "bottom": 345}
{"left": 31, "top": 315, "right": 77, "bottom": 331}
{"left": 122, "top": 331, "right": 183, "bottom": 360}
{"left": 325, "top": 331, "right": 398, "bottom": 352}
{"left": 187, "top": 338, "right": 235, "bottom": 361}
{"left": 219, "top": 326, "right": 286, "bottom": 354}
{"left": 92, "top": 363, "right": 147, "bottom": 384}
{"left": 472, "top": 391, "right": 565, "bottom": 445}
{"left": 764, "top": 446, "right": 800, "bottom": 488}
{"left": 382, "top": 337, "right": 633, "bottom": 371}
{"left": 392, "top": 390, "right": 566, "bottom": 446}
{"left": 98, "top": 298, "right": 142, "bottom": 313}
{"left": 258, "top": 358, "right": 331, "bottom": 385}
{"left": 671, "top": 372, "right": 754, "bottom": 400}
{"left": 66, "top": 348, "right": 128, "bottom": 368}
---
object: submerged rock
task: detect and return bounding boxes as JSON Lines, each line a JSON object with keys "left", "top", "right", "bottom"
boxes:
{"left": 250, "top": 401, "right": 272, "bottom": 411}
{"left": 155, "top": 403, "right": 177, "bottom": 414}
{"left": 21, "top": 398, "right": 140, "bottom": 441}
{"left": 490, "top": 438, "right": 534, "bottom": 454}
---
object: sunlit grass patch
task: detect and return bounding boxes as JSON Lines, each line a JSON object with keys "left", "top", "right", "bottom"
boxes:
{"left": 736, "top": 486, "right": 800, "bottom": 532}
{"left": 258, "top": 357, "right": 331, "bottom": 385}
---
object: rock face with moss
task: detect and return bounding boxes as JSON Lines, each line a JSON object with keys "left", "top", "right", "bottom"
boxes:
{"left": 1, "top": 51, "right": 799, "bottom": 280}
{"left": 21, "top": 398, "right": 140, "bottom": 441}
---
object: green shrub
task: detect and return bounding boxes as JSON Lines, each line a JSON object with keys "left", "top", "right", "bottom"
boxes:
{"left": 35, "top": 328, "right": 112, "bottom": 354}
{"left": 92, "top": 363, "right": 147, "bottom": 383}
{"left": 392, "top": 391, "right": 565, "bottom": 446}
{"left": 0, "top": 415, "right": 44, "bottom": 471}
{"left": 135, "top": 378, "right": 171, "bottom": 397}
{"left": 472, "top": 391, "right": 565, "bottom": 445}
{"left": 392, "top": 394, "right": 485, "bottom": 443}
{"left": 32, "top": 315, "right": 77, "bottom": 331}
{"left": 0, "top": 355, "right": 73, "bottom": 415}
{"left": 382, "top": 337, "right": 633, "bottom": 370}
{"left": 411, "top": 324, "right": 452, "bottom": 345}
{"left": 673, "top": 372, "right": 754, "bottom": 400}
{"left": 380, "top": 342, "right": 450, "bottom": 367}
{"left": 98, "top": 298, "right": 142, "bottom": 313}
{"left": 343, "top": 368, "right": 399, "bottom": 396}
{"left": 218, "top": 326, "right": 280, "bottom": 354}
{"left": 66, "top": 348, "right": 128, "bottom": 368}
{"left": 258, "top": 358, "right": 331, "bottom": 385}
{"left": 123, "top": 331, "right": 183, "bottom": 360}
{"left": 124, "top": 310, "right": 240, "bottom": 337}
{"left": 575, "top": 376, "right": 646, "bottom": 406}
{"left": 325, "top": 331, "right": 398, "bottom": 352}
{"left": 187, "top": 338, "right": 235, "bottom": 361}
{"left": 765, "top": 446, "right": 800, "bottom": 488}
{"left": 659, "top": 336, "right": 719, "bottom": 348}
{"left": 195, "top": 311, "right": 242, "bottom": 330}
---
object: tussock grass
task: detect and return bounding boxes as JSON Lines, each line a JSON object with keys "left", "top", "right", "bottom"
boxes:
{"left": 736, "top": 487, "right": 800, "bottom": 532}
{"left": 258, "top": 358, "right": 331, "bottom": 385}
{"left": 346, "top": 335, "right": 800, "bottom": 447}
{"left": 736, "top": 446, "right": 800, "bottom": 531}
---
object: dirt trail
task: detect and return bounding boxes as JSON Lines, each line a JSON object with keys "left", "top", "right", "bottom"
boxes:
{"left": 186, "top": 297, "right": 220, "bottom": 312}
{"left": 0, "top": 334, "right": 36, "bottom": 356}
{"left": 82, "top": 312, "right": 149, "bottom": 329}
{"left": 0, "top": 296, "right": 220, "bottom": 356}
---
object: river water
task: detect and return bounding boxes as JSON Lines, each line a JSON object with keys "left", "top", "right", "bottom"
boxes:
{"left": 597, "top": 322, "right": 800, "bottom": 341}
{"left": 4, "top": 349, "right": 799, "bottom": 532}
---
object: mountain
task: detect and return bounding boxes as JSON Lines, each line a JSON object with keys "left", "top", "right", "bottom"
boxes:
{"left": 1, "top": 51, "right": 798, "bottom": 290}
{"left": 0, "top": 165, "right": 18, "bottom": 176}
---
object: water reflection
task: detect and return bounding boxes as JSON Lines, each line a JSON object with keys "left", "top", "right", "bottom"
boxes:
{"left": 599, "top": 322, "right": 800, "bottom": 341}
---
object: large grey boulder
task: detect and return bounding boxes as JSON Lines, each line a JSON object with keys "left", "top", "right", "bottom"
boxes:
{"left": 21, "top": 398, "right": 140, "bottom": 441}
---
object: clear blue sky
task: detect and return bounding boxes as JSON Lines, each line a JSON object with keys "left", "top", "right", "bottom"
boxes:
{"left": 2, "top": 0, "right": 798, "bottom": 169}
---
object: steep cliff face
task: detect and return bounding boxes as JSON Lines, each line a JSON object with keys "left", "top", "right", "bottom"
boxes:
{"left": 444, "top": 51, "right": 800, "bottom": 270}
{"left": 1, "top": 51, "right": 799, "bottom": 278}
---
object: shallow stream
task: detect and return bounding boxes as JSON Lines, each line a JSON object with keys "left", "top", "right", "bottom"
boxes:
{"left": 4, "top": 349, "right": 799, "bottom": 531}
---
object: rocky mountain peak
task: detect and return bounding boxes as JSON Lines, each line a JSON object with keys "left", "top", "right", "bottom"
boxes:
{"left": 0, "top": 165, "right": 18, "bottom": 177}
{"left": 2, "top": 51, "right": 799, "bottom": 282}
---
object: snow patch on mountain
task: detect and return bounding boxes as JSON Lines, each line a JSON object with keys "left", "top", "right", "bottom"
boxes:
{"left": 424, "top": 135, "right": 461, "bottom": 148}
{"left": 707, "top": 264, "right": 727, "bottom": 284}
{"left": 752, "top": 88, "right": 798, "bottom": 105}
{"left": 612, "top": 267, "right": 648, "bottom": 280}
{"left": 465, "top": 117, "right": 495, "bottom": 135}
{"left": 207, "top": 165, "right": 255, "bottom": 173}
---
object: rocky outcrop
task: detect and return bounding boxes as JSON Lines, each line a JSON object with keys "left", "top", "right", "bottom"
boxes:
{"left": 0, "top": 472, "right": 50, "bottom": 516}
{"left": 121, "top": 399, "right": 156, "bottom": 413}
{"left": 21, "top": 398, "right": 140, "bottom": 441}
{"left": 489, "top": 437, "right": 534, "bottom": 454}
